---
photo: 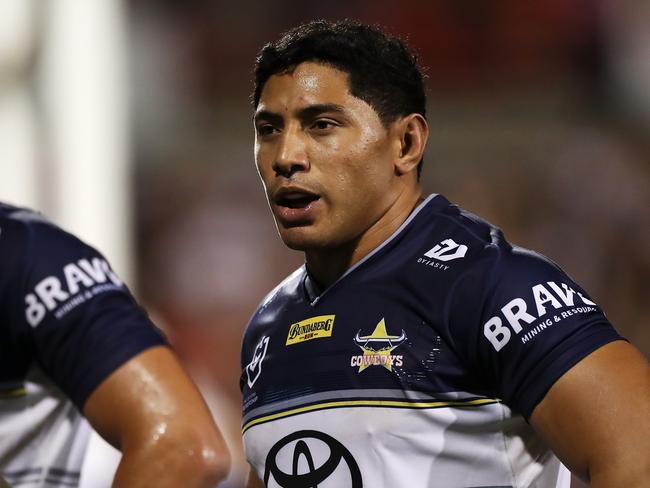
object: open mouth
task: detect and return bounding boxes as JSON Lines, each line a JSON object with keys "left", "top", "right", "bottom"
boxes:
{"left": 275, "top": 191, "right": 320, "bottom": 209}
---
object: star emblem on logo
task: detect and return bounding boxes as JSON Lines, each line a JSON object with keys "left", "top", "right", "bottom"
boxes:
{"left": 353, "top": 318, "right": 406, "bottom": 372}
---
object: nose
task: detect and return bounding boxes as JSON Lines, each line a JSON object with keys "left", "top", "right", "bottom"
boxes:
{"left": 273, "top": 125, "right": 309, "bottom": 177}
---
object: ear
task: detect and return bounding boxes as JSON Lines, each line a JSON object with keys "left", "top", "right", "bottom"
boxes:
{"left": 394, "top": 113, "right": 428, "bottom": 176}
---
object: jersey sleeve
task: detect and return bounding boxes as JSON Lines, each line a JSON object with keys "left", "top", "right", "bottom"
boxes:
{"left": 448, "top": 244, "right": 622, "bottom": 419}
{"left": 13, "top": 220, "right": 168, "bottom": 410}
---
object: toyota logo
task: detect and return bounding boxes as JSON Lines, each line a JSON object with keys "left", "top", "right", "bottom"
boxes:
{"left": 264, "top": 430, "right": 362, "bottom": 487}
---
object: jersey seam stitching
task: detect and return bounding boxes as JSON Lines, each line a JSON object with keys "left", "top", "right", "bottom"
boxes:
{"left": 430, "top": 210, "right": 500, "bottom": 247}
{"left": 499, "top": 402, "right": 520, "bottom": 488}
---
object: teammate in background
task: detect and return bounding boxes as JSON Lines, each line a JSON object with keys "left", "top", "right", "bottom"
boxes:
{"left": 0, "top": 202, "right": 230, "bottom": 487}
{"left": 241, "top": 20, "right": 650, "bottom": 488}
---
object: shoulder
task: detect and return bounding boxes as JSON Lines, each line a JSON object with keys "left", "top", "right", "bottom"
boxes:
{"left": 0, "top": 202, "right": 99, "bottom": 263}
{"left": 411, "top": 195, "right": 508, "bottom": 265}
{"left": 415, "top": 194, "right": 570, "bottom": 279}
{"left": 1, "top": 202, "right": 59, "bottom": 233}
{"left": 0, "top": 203, "right": 125, "bottom": 329}
{"left": 424, "top": 197, "right": 588, "bottom": 321}
{"left": 0, "top": 203, "right": 104, "bottom": 297}
{"left": 240, "top": 266, "right": 306, "bottom": 373}
{"left": 245, "top": 266, "right": 306, "bottom": 331}
{"left": 0, "top": 203, "right": 47, "bottom": 254}
{"left": 420, "top": 200, "right": 620, "bottom": 417}
{"left": 3, "top": 203, "right": 118, "bottom": 286}
{"left": 398, "top": 195, "right": 513, "bottom": 293}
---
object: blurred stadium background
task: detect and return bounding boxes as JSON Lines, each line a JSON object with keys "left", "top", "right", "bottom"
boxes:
{"left": 1, "top": 1, "right": 648, "bottom": 486}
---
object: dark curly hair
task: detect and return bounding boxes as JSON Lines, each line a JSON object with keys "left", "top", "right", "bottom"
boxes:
{"left": 253, "top": 21, "right": 427, "bottom": 176}
{"left": 253, "top": 19, "right": 426, "bottom": 119}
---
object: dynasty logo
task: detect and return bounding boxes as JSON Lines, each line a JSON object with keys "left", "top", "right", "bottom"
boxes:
{"left": 286, "top": 315, "right": 335, "bottom": 346}
{"left": 351, "top": 318, "right": 406, "bottom": 372}
{"left": 417, "top": 238, "right": 468, "bottom": 271}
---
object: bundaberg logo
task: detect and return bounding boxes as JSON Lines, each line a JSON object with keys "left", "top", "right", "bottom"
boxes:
{"left": 351, "top": 318, "right": 406, "bottom": 372}
{"left": 286, "top": 315, "right": 335, "bottom": 346}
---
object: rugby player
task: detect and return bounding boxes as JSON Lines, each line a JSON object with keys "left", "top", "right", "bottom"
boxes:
{"left": 241, "top": 20, "right": 650, "bottom": 487}
{"left": 0, "top": 202, "right": 230, "bottom": 487}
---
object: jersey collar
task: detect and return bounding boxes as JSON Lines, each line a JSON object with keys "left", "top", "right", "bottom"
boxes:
{"left": 303, "top": 194, "right": 440, "bottom": 305}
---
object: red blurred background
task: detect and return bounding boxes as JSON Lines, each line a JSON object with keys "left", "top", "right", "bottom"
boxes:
{"left": 127, "top": 2, "right": 649, "bottom": 486}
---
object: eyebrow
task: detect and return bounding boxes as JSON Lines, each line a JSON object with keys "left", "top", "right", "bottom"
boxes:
{"left": 253, "top": 110, "right": 283, "bottom": 126}
{"left": 253, "top": 103, "right": 347, "bottom": 125}
{"left": 298, "top": 103, "right": 347, "bottom": 120}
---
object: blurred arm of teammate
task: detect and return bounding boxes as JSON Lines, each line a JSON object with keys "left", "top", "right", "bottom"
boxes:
{"left": 83, "top": 346, "right": 231, "bottom": 487}
{"left": 246, "top": 468, "right": 264, "bottom": 488}
{"left": 530, "top": 340, "right": 650, "bottom": 487}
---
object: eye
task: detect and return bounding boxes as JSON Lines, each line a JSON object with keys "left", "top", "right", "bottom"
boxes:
{"left": 256, "top": 124, "right": 278, "bottom": 137}
{"left": 311, "top": 119, "right": 338, "bottom": 131}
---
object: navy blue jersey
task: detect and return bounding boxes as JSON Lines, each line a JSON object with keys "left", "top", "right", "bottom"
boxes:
{"left": 241, "top": 194, "right": 620, "bottom": 488}
{"left": 0, "top": 203, "right": 167, "bottom": 486}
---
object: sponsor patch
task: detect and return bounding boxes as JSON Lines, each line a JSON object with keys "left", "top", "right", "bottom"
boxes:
{"left": 24, "top": 257, "right": 124, "bottom": 328}
{"left": 483, "top": 280, "right": 598, "bottom": 351}
{"left": 286, "top": 315, "right": 335, "bottom": 346}
{"left": 417, "top": 238, "right": 468, "bottom": 271}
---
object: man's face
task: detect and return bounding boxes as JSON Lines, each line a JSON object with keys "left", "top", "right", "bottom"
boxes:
{"left": 254, "top": 62, "right": 403, "bottom": 252}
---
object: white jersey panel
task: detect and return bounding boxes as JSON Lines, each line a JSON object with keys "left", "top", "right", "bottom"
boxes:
{"left": 245, "top": 404, "right": 569, "bottom": 488}
{"left": 0, "top": 366, "right": 90, "bottom": 487}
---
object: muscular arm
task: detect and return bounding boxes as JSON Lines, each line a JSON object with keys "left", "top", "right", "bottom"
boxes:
{"left": 530, "top": 340, "right": 650, "bottom": 487}
{"left": 84, "top": 346, "right": 230, "bottom": 487}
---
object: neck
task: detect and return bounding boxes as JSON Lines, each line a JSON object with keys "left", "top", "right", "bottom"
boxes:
{"left": 305, "top": 189, "right": 423, "bottom": 290}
